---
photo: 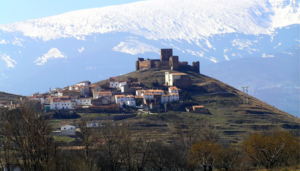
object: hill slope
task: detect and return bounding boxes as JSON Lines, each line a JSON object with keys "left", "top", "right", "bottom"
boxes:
{"left": 95, "top": 69, "right": 300, "bottom": 142}
{"left": 0, "top": 91, "right": 23, "bottom": 104}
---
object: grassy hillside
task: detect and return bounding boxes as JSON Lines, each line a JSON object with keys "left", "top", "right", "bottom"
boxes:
{"left": 94, "top": 68, "right": 300, "bottom": 143}
{"left": 0, "top": 91, "right": 23, "bottom": 104}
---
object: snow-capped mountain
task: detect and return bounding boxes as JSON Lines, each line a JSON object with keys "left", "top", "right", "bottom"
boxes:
{"left": 0, "top": 0, "right": 299, "bottom": 115}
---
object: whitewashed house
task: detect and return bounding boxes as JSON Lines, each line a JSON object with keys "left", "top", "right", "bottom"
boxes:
{"left": 161, "top": 93, "right": 179, "bottom": 104}
{"left": 69, "top": 85, "right": 90, "bottom": 97}
{"left": 94, "top": 90, "right": 112, "bottom": 99}
{"left": 115, "top": 95, "right": 136, "bottom": 108}
{"left": 75, "top": 98, "right": 92, "bottom": 106}
{"left": 165, "top": 72, "right": 188, "bottom": 86}
{"left": 118, "top": 81, "right": 128, "bottom": 89}
{"left": 61, "top": 125, "right": 76, "bottom": 130}
{"left": 29, "top": 96, "right": 45, "bottom": 104}
{"left": 110, "top": 81, "right": 119, "bottom": 88}
{"left": 142, "top": 93, "right": 154, "bottom": 100}
{"left": 50, "top": 99, "right": 76, "bottom": 110}
{"left": 169, "top": 86, "right": 179, "bottom": 94}
{"left": 77, "top": 81, "right": 91, "bottom": 86}
{"left": 136, "top": 90, "right": 164, "bottom": 96}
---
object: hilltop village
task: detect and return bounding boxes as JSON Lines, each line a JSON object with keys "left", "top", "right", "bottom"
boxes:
{"left": 1, "top": 49, "right": 206, "bottom": 114}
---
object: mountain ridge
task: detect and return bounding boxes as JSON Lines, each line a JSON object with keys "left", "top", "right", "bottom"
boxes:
{"left": 1, "top": 0, "right": 299, "bottom": 41}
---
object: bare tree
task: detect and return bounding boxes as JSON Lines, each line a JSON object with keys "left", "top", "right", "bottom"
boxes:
{"left": 96, "top": 121, "right": 124, "bottom": 171}
{"left": 216, "top": 146, "right": 241, "bottom": 171}
{"left": 78, "top": 120, "right": 98, "bottom": 171}
{"left": 1, "top": 100, "right": 53, "bottom": 171}
{"left": 121, "top": 129, "right": 153, "bottom": 171}
{"left": 243, "top": 130, "right": 300, "bottom": 169}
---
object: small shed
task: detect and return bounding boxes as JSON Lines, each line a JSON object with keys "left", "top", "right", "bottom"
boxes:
{"left": 61, "top": 125, "right": 76, "bottom": 131}
{"left": 193, "top": 105, "right": 205, "bottom": 112}
{"left": 150, "top": 103, "right": 161, "bottom": 109}
{"left": 186, "top": 105, "right": 210, "bottom": 114}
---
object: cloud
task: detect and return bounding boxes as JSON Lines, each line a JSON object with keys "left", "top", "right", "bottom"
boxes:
{"left": 224, "top": 55, "right": 229, "bottom": 60}
{"left": 86, "top": 67, "right": 96, "bottom": 70}
{"left": 209, "top": 57, "right": 218, "bottom": 63}
{"left": 274, "top": 43, "right": 281, "bottom": 49}
{"left": 34, "top": 48, "right": 66, "bottom": 65}
{"left": 2, "top": 73, "right": 9, "bottom": 78}
{"left": 78, "top": 47, "right": 84, "bottom": 53}
{"left": 262, "top": 54, "right": 274, "bottom": 58}
{"left": 12, "top": 37, "right": 23, "bottom": 46}
{"left": 0, "top": 39, "right": 8, "bottom": 44}
{"left": 186, "top": 49, "right": 204, "bottom": 57}
{"left": 1, "top": 54, "right": 17, "bottom": 68}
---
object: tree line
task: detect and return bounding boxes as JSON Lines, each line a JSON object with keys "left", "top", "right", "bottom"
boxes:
{"left": 0, "top": 101, "right": 299, "bottom": 171}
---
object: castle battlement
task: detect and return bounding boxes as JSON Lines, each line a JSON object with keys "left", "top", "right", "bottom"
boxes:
{"left": 135, "top": 49, "right": 200, "bottom": 73}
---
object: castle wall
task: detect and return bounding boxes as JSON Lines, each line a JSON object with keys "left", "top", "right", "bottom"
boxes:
{"left": 139, "top": 60, "right": 151, "bottom": 70}
{"left": 152, "top": 61, "right": 170, "bottom": 69}
{"left": 179, "top": 61, "right": 188, "bottom": 66}
{"left": 170, "top": 56, "right": 179, "bottom": 70}
{"left": 135, "top": 61, "right": 139, "bottom": 71}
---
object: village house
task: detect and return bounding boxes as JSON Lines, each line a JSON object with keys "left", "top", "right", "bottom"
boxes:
{"left": 165, "top": 72, "right": 192, "bottom": 88}
{"left": 115, "top": 95, "right": 136, "bottom": 108}
{"left": 120, "top": 84, "right": 136, "bottom": 93}
{"left": 161, "top": 93, "right": 179, "bottom": 104}
{"left": 50, "top": 99, "right": 76, "bottom": 110}
{"left": 169, "top": 86, "right": 179, "bottom": 94}
{"left": 0, "top": 101, "right": 7, "bottom": 107}
{"left": 118, "top": 80, "right": 129, "bottom": 89}
{"left": 74, "top": 97, "right": 92, "bottom": 106}
{"left": 61, "top": 125, "right": 76, "bottom": 130}
{"left": 90, "top": 84, "right": 104, "bottom": 97}
{"left": 93, "top": 90, "right": 112, "bottom": 99}
{"left": 69, "top": 85, "right": 90, "bottom": 97}
{"left": 136, "top": 89, "right": 165, "bottom": 104}
{"left": 136, "top": 89, "right": 164, "bottom": 96}
{"left": 91, "top": 96, "right": 111, "bottom": 105}
{"left": 77, "top": 81, "right": 91, "bottom": 86}
{"left": 58, "top": 90, "right": 81, "bottom": 97}
{"left": 109, "top": 77, "right": 119, "bottom": 88}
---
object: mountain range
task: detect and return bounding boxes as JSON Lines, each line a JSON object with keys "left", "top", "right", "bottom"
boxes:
{"left": 0, "top": 0, "right": 299, "bottom": 115}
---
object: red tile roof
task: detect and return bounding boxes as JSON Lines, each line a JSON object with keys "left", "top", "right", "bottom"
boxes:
{"left": 169, "top": 86, "right": 179, "bottom": 90}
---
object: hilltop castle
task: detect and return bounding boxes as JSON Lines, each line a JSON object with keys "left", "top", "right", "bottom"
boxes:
{"left": 135, "top": 49, "right": 200, "bottom": 73}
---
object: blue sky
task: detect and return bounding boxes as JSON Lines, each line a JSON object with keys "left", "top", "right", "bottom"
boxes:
{"left": 0, "top": 0, "right": 146, "bottom": 25}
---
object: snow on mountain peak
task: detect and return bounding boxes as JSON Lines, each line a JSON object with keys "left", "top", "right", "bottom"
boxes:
{"left": 34, "top": 48, "right": 66, "bottom": 65}
{"left": 0, "top": 0, "right": 299, "bottom": 42}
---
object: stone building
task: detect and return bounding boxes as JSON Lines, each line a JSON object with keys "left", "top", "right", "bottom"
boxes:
{"left": 165, "top": 72, "right": 192, "bottom": 88}
{"left": 135, "top": 49, "right": 200, "bottom": 73}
